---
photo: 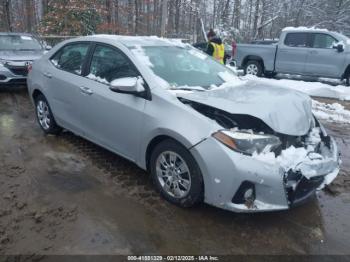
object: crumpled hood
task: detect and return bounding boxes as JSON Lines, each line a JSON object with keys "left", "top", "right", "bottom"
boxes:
{"left": 178, "top": 81, "right": 313, "bottom": 136}
{"left": 0, "top": 50, "right": 44, "bottom": 61}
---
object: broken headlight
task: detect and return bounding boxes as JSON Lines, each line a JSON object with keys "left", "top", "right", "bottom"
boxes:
{"left": 213, "top": 130, "right": 281, "bottom": 156}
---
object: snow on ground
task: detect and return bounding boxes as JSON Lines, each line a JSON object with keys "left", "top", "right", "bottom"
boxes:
{"left": 230, "top": 72, "right": 350, "bottom": 125}
{"left": 312, "top": 100, "right": 350, "bottom": 124}
{"left": 242, "top": 75, "right": 350, "bottom": 101}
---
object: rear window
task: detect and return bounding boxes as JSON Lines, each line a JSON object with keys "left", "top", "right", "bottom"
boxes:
{"left": 284, "top": 33, "right": 309, "bottom": 47}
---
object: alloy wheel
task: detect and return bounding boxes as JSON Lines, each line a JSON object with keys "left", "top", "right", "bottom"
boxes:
{"left": 36, "top": 100, "right": 51, "bottom": 130}
{"left": 155, "top": 151, "right": 191, "bottom": 198}
{"left": 246, "top": 64, "right": 259, "bottom": 75}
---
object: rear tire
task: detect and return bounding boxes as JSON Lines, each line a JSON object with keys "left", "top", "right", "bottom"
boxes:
{"left": 35, "top": 94, "right": 62, "bottom": 135}
{"left": 150, "top": 139, "right": 204, "bottom": 208}
{"left": 244, "top": 60, "right": 263, "bottom": 77}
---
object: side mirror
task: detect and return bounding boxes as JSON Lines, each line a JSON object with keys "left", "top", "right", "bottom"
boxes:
{"left": 333, "top": 43, "right": 344, "bottom": 52}
{"left": 110, "top": 77, "right": 146, "bottom": 97}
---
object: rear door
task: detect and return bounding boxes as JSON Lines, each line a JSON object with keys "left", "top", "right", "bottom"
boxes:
{"left": 304, "top": 33, "right": 345, "bottom": 78}
{"left": 74, "top": 43, "right": 146, "bottom": 161}
{"left": 275, "top": 33, "right": 310, "bottom": 74}
{"left": 45, "top": 42, "right": 91, "bottom": 134}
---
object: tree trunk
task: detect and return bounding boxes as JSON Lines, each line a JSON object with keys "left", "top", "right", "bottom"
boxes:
{"left": 233, "top": 0, "right": 241, "bottom": 29}
{"left": 25, "top": 0, "right": 34, "bottom": 32}
{"left": 253, "top": 0, "right": 260, "bottom": 39}
{"left": 4, "top": 0, "right": 13, "bottom": 31}
{"left": 134, "top": 0, "right": 139, "bottom": 34}
{"left": 175, "top": 0, "right": 180, "bottom": 34}
{"left": 160, "top": 0, "right": 168, "bottom": 37}
{"left": 221, "top": 0, "right": 231, "bottom": 26}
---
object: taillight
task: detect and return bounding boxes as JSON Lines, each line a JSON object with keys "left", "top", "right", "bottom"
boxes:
{"left": 27, "top": 63, "right": 33, "bottom": 73}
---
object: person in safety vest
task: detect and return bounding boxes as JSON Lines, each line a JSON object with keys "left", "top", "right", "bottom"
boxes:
{"left": 206, "top": 29, "right": 225, "bottom": 64}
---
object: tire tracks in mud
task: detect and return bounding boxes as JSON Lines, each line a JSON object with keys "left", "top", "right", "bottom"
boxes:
{"left": 59, "top": 132, "right": 175, "bottom": 216}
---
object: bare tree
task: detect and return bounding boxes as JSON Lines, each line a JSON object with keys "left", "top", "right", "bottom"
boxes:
{"left": 233, "top": 0, "right": 241, "bottom": 29}
{"left": 252, "top": 0, "right": 260, "bottom": 38}
{"left": 1, "top": 0, "right": 349, "bottom": 42}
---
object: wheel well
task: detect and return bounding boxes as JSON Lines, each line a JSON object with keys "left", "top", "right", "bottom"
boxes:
{"left": 145, "top": 135, "right": 183, "bottom": 171}
{"left": 32, "top": 89, "right": 44, "bottom": 101}
{"left": 242, "top": 56, "right": 264, "bottom": 70}
{"left": 145, "top": 135, "right": 205, "bottom": 200}
{"left": 344, "top": 65, "right": 350, "bottom": 78}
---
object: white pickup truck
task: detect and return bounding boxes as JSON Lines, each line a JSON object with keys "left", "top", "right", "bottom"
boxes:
{"left": 235, "top": 27, "right": 350, "bottom": 86}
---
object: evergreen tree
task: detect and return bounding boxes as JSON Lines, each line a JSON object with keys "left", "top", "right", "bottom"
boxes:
{"left": 38, "top": 0, "right": 106, "bottom": 35}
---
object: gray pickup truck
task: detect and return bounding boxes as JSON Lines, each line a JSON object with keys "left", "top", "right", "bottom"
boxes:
{"left": 235, "top": 28, "right": 350, "bottom": 85}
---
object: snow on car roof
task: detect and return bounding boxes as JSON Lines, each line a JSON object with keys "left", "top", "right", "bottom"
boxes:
{"left": 282, "top": 26, "right": 329, "bottom": 33}
{"left": 87, "top": 34, "right": 186, "bottom": 48}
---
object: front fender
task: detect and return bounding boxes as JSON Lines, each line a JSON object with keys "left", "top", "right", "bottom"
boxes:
{"left": 137, "top": 128, "right": 209, "bottom": 170}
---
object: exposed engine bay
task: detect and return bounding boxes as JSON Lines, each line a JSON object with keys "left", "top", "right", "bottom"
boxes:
{"left": 179, "top": 97, "right": 331, "bottom": 156}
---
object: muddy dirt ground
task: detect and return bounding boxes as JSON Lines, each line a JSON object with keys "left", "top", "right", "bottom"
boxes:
{"left": 0, "top": 86, "right": 349, "bottom": 257}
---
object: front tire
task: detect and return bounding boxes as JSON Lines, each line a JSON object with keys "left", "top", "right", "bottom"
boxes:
{"left": 345, "top": 74, "right": 350, "bottom": 87}
{"left": 244, "top": 60, "right": 263, "bottom": 77}
{"left": 150, "top": 139, "right": 204, "bottom": 208}
{"left": 35, "top": 94, "right": 62, "bottom": 135}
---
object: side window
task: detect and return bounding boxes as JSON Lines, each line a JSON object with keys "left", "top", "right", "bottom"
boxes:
{"left": 50, "top": 43, "right": 90, "bottom": 75}
{"left": 312, "top": 34, "right": 338, "bottom": 49}
{"left": 87, "top": 45, "right": 139, "bottom": 84}
{"left": 284, "top": 33, "right": 309, "bottom": 48}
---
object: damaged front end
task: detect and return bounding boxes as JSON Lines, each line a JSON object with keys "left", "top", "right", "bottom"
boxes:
{"left": 283, "top": 123, "right": 340, "bottom": 207}
{"left": 181, "top": 98, "right": 340, "bottom": 212}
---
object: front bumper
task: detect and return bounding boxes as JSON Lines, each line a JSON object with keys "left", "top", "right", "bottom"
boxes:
{"left": 190, "top": 136, "right": 340, "bottom": 213}
{"left": 0, "top": 64, "right": 28, "bottom": 85}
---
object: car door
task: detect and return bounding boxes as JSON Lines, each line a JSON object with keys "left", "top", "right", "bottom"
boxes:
{"left": 275, "top": 33, "right": 310, "bottom": 74}
{"left": 304, "top": 33, "right": 345, "bottom": 78}
{"left": 45, "top": 42, "right": 91, "bottom": 134}
{"left": 75, "top": 43, "right": 147, "bottom": 161}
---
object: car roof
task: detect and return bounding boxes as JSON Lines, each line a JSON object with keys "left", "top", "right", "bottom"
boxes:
{"left": 74, "top": 34, "right": 186, "bottom": 48}
{"left": 282, "top": 27, "right": 332, "bottom": 34}
{"left": 0, "top": 32, "right": 34, "bottom": 36}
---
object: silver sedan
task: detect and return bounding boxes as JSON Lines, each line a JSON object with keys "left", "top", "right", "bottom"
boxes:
{"left": 27, "top": 35, "right": 340, "bottom": 212}
{"left": 0, "top": 33, "right": 46, "bottom": 85}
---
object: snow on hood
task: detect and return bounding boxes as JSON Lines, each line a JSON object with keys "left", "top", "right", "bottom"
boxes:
{"left": 178, "top": 80, "right": 313, "bottom": 136}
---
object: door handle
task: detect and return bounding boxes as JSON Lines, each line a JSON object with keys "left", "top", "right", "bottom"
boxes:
{"left": 309, "top": 50, "right": 318, "bottom": 55}
{"left": 43, "top": 72, "right": 52, "bottom": 78}
{"left": 79, "top": 86, "right": 93, "bottom": 95}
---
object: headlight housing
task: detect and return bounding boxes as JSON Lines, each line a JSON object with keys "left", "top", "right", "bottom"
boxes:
{"left": 213, "top": 130, "right": 282, "bottom": 155}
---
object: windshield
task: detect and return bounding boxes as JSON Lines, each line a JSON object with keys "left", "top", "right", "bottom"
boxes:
{"left": 0, "top": 35, "right": 42, "bottom": 51}
{"left": 333, "top": 32, "right": 350, "bottom": 43}
{"left": 131, "top": 46, "right": 235, "bottom": 90}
